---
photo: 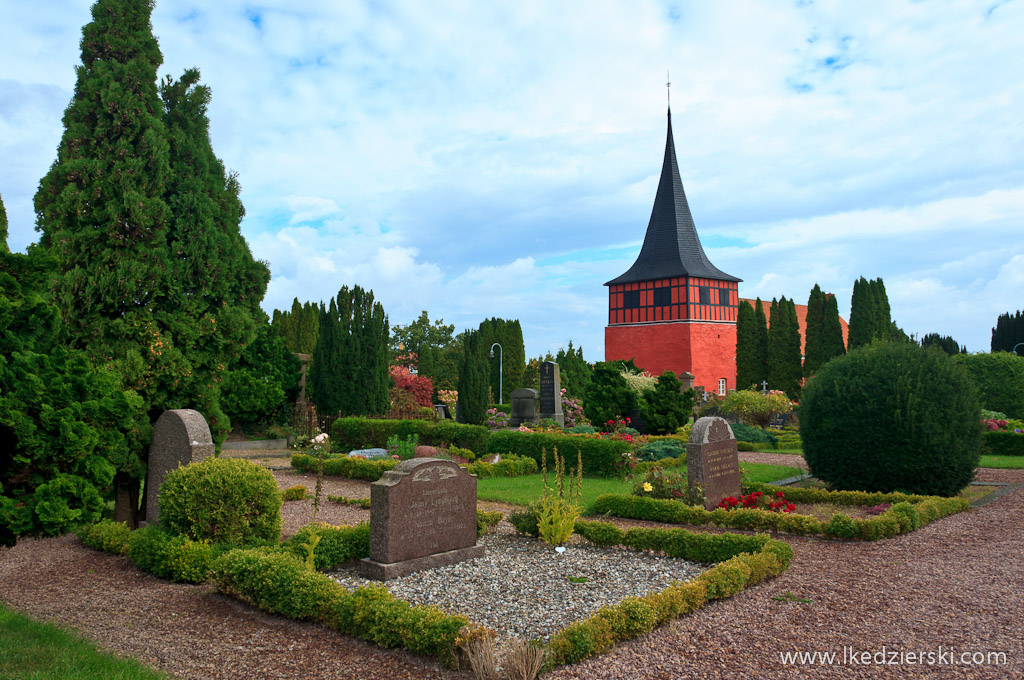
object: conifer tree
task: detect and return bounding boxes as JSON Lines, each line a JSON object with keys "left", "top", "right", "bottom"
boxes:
{"left": 308, "top": 299, "right": 342, "bottom": 415}
{"left": 0, "top": 192, "right": 8, "bottom": 254}
{"left": 991, "top": 310, "right": 1024, "bottom": 353}
{"left": 920, "top": 333, "right": 965, "bottom": 355}
{"left": 555, "top": 341, "right": 592, "bottom": 399}
{"left": 847, "top": 277, "right": 877, "bottom": 349}
{"left": 457, "top": 330, "right": 488, "bottom": 424}
{"left": 477, "top": 318, "right": 526, "bottom": 401}
{"left": 753, "top": 298, "right": 769, "bottom": 388}
{"left": 803, "top": 284, "right": 826, "bottom": 377}
{"left": 821, "top": 291, "right": 847, "bottom": 362}
{"left": 870, "top": 278, "right": 892, "bottom": 340}
{"left": 735, "top": 300, "right": 760, "bottom": 389}
{"left": 768, "top": 297, "right": 802, "bottom": 398}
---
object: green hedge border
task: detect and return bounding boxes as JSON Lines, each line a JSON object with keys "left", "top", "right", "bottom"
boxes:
{"left": 983, "top": 431, "right": 1024, "bottom": 456}
{"left": 291, "top": 452, "right": 539, "bottom": 481}
{"left": 484, "top": 430, "right": 632, "bottom": 477}
{"left": 77, "top": 514, "right": 790, "bottom": 670}
{"left": 331, "top": 417, "right": 489, "bottom": 453}
{"left": 547, "top": 522, "right": 793, "bottom": 665}
{"left": 593, "top": 484, "right": 968, "bottom": 541}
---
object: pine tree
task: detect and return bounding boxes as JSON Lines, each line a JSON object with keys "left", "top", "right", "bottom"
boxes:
{"left": 735, "top": 300, "right": 760, "bottom": 389}
{"left": 457, "top": 330, "right": 488, "bottom": 424}
{"left": 753, "top": 298, "right": 769, "bottom": 388}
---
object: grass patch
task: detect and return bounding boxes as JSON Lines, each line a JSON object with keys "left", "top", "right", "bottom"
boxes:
{"left": 0, "top": 603, "right": 172, "bottom": 680}
{"left": 476, "top": 462, "right": 804, "bottom": 513}
{"left": 979, "top": 455, "right": 1024, "bottom": 469}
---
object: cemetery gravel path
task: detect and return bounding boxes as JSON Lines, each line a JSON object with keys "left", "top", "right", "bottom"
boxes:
{"left": 1, "top": 469, "right": 1022, "bottom": 680}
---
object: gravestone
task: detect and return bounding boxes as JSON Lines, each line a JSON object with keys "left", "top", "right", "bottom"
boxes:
{"left": 538, "top": 361, "right": 564, "bottom": 427}
{"left": 686, "top": 416, "right": 742, "bottom": 510}
{"left": 359, "top": 458, "right": 484, "bottom": 580}
{"left": 348, "top": 448, "right": 389, "bottom": 459}
{"left": 509, "top": 387, "right": 538, "bottom": 427}
{"left": 434, "top": 403, "right": 452, "bottom": 420}
{"left": 143, "top": 409, "right": 215, "bottom": 526}
{"left": 679, "top": 371, "right": 695, "bottom": 391}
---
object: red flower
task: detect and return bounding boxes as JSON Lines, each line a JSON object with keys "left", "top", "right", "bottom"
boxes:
{"left": 776, "top": 491, "right": 786, "bottom": 498}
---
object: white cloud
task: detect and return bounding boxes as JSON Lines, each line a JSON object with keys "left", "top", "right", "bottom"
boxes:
{"left": 1, "top": 0, "right": 1022, "bottom": 359}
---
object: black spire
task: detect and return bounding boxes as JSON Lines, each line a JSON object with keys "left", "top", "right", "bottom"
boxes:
{"left": 606, "top": 109, "right": 740, "bottom": 286}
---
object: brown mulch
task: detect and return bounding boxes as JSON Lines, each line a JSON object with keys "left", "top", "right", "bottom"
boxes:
{"left": 1, "top": 465, "right": 1022, "bottom": 679}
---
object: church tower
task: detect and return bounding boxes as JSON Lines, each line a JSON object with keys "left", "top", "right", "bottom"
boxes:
{"left": 604, "top": 108, "right": 741, "bottom": 394}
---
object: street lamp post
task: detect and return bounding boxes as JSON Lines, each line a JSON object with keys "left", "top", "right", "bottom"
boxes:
{"left": 489, "top": 343, "right": 503, "bottom": 404}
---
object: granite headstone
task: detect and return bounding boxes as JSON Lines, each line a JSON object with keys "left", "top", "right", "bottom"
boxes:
{"left": 359, "top": 458, "right": 483, "bottom": 580}
{"left": 509, "top": 387, "right": 538, "bottom": 427}
{"left": 143, "top": 409, "right": 215, "bottom": 526}
{"left": 538, "top": 361, "right": 564, "bottom": 427}
{"left": 686, "top": 416, "right": 742, "bottom": 510}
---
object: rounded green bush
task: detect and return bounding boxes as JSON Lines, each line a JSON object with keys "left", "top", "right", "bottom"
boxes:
{"left": 158, "top": 457, "right": 282, "bottom": 544}
{"left": 801, "top": 342, "right": 982, "bottom": 497}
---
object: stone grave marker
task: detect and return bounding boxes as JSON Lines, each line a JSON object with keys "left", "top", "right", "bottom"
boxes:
{"left": 686, "top": 416, "right": 742, "bottom": 510}
{"left": 348, "top": 448, "right": 389, "bottom": 460}
{"left": 143, "top": 409, "right": 215, "bottom": 526}
{"left": 538, "top": 361, "right": 564, "bottom": 427}
{"left": 359, "top": 458, "right": 483, "bottom": 580}
{"left": 509, "top": 387, "right": 538, "bottom": 427}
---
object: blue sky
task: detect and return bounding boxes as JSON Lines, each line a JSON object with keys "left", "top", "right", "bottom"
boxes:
{"left": 1, "top": 0, "right": 1022, "bottom": 361}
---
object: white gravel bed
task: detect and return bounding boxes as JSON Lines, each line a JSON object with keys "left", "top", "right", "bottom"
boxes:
{"left": 328, "top": 526, "right": 707, "bottom": 646}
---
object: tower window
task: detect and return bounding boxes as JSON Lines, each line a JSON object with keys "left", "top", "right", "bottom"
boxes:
{"left": 699, "top": 287, "right": 711, "bottom": 305}
{"left": 718, "top": 378, "right": 727, "bottom": 396}
{"left": 623, "top": 290, "right": 640, "bottom": 308}
{"left": 653, "top": 287, "right": 671, "bottom": 307}
{"left": 719, "top": 289, "right": 730, "bottom": 306}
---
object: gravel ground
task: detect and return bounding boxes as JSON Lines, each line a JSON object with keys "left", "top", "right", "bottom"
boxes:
{"left": 1, "top": 464, "right": 1022, "bottom": 680}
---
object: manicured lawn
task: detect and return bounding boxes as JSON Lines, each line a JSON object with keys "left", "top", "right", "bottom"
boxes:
{"left": 476, "top": 462, "right": 805, "bottom": 514}
{"left": 0, "top": 603, "right": 172, "bottom": 680}
{"left": 978, "top": 455, "right": 1024, "bottom": 469}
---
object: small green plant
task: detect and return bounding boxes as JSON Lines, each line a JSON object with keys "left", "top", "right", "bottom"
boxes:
{"left": 283, "top": 485, "right": 308, "bottom": 501}
{"left": 568, "top": 575, "right": 589, "bottom": 584}
{"left": 536, "top": 447, "right": 583, "bottom": 547}
{"left": 386, "top": 433, "right": 420, "bottom": 460}
{"left": 772, "top": 592, "right": 813, "bottom": 604}
{"left": 301, "top": 531, "right": 322, "bottom": 570}
{"left": 311, "top": 433, "right": 330, "bottom": 521}
{"left": 327, "top": 494, "right": 372, "bottom": 509}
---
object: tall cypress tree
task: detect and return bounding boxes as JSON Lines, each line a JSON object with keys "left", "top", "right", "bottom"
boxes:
{"left": 992, "top": 310, "right": 1024, "bottom": 353}
{"left": 753, "top": 298, "right": 769, "bottom": 388}
{"left": 308, "top": 299, "right": 341, "bottom": 415}
{"left": 768, "top": 297, "right": 802, "bottom": 398}
{"left": 457, "top": 330, "right": 488, "bottom": 424}
{"left": 803, "top": 284, "right": 826, "bottom": 377}
{"left": 0, "top": 192, "right": 8, "bottom": 254}
{"left": 870, "top": 278, "right": 892, "bottom": 341}
{"left": 477, "top": 318, "right": 526, "bottom": 402}
{"left": 821, "top": 292, "right": 847, "bottom": 363}
{"left": 847, "top": 277, "right": 877, "bottom": 349}
{"left": 735, "top": 300, "right": 760, "bottom": 389}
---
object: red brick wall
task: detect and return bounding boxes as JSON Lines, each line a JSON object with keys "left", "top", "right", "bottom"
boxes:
{"left": 605, "top": 321, "right": 737, "bottom": 393}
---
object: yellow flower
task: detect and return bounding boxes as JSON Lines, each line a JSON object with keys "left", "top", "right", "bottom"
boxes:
{"left": 643, "top": 482, "right": 653, "bottom": 492}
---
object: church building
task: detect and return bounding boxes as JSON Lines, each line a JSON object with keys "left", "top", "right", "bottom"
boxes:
{"left": 605, "top": 108, "right": 740, "bottom": 394}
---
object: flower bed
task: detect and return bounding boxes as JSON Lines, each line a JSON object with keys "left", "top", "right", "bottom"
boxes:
{"left": 594, "top": 482, "right": 968, "bottom": 541}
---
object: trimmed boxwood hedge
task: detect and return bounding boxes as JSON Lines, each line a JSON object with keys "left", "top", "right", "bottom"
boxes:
{"left": 983, "top": 431, "right": 1024, "bottom": 456}
{"left": 484, "top": 430, "right": 631, "bottom": 477}
{"left": 291, "top": 453, "right": 398, "bottom": 480}
{"left": 592, "top": 486, "right": 968, "bottom": 541}
{"left": 331, "top": 417, "right": 489, "bottom": 453}
{"left": 546, "top": 524, "right": 792, "bottom": 665}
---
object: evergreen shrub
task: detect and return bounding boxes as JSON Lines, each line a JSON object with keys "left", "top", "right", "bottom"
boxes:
{"left": 484, "top": 431, "right": 631, "bottom": 477}
{"left": 583, "top": 362, "right": 639, "bottom": 426}
{"left": 983, "top": 431, "right": 1024, "bottom": 456}
{"left": 283, "top": 485, "right": 308, "bottom": 501}
{"left": 635, "top": 438, "right": 686, "bottom": 462}
{"left": 159, "top": 457, "right": 283, "bottom": 545}
{"left": 331, "top": 417, "right": 488, "bottom": 453}
{"left": 729, "top": 422, "right": 779, "bottom": 446}
{"left": 801, "top": 342, "right": 982, "bottom": 496}
{"left": 283, "top": 522, "right": 370, "bottom": 570}
{"left": 954, "top": 352, "right": 1024, "bottom": 419}
{"left": 75, "top": 519, "right": 131, "bottom": 555}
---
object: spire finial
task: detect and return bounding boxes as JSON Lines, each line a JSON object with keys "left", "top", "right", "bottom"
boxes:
{"left": 666, "top": 70, "right": 671, "bottom": 107}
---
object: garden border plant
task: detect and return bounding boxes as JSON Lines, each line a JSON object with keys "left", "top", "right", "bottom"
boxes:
{"left": 592, "top": 482, "right": 969, "bottom": 541}
{"left": 75, "top": 508, "right": 791, "bottom": 672}
{"left": 291, "top": 451, "right": 538, "bottom": 481}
